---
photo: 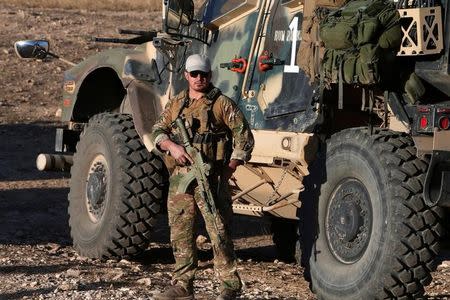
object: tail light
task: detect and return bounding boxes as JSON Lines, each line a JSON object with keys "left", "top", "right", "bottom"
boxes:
{"left": 420, "top": 115, "right": 429, "bottom": 129}
{"left": 439, "top": 116, "right": 450, "bottom": 130}
{"left": 415, "top": 105, "right": 450, "bottom": 133}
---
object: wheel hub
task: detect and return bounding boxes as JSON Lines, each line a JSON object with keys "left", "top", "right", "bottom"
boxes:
{"left": 85, "top": 157, "right": 108, "bottom": 222}
{"left": 326, "top": 178, "right": 372, "bottom": 264}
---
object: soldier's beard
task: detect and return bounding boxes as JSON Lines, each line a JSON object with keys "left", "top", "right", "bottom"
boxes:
{"left": 191, "top": 82, "right": 209, "bottom": 92}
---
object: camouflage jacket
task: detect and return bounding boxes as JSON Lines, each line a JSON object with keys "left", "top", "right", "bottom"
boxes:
{"left": 151, "top": 86, "right": 254, "bottom": 163}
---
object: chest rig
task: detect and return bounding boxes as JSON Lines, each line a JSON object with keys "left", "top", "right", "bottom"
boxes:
{"left": 172, "top": 88, "right": 231, "bottom": 163}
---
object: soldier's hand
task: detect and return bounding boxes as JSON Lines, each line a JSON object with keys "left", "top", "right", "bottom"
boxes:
{"left": 159, "top": 139, "right": 194, "bottom": 165}
{"left": 170, "top": 144, "right": 194, "bottom": 165}
{"left": 223, "top": 159, "right": 242, "bottom": 181}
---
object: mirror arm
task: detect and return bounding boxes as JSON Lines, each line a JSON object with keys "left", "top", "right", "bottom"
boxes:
{"left": 46, "top": 52, "right": 76, "bottom": 67}
{"left": 93, "top": 30, "right": 157, "bottom": 45}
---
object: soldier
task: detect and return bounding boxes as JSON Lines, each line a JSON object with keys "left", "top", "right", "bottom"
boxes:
{"left": 151, "top": 54, "right": 254, "bottom": 300}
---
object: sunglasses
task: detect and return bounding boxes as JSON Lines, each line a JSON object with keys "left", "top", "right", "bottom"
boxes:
{"left": 189, "top": 71, "right": 209, "bottom": 78}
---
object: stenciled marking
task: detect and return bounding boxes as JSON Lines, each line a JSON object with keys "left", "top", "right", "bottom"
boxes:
{"left": 284, "top": 17, "right": 300, "bottom": 73}
{"left": 271, "top": 17, "right": 301, "bottom": 73}
{"left": 274, "top": 30, "right": 301, "bottom": 42}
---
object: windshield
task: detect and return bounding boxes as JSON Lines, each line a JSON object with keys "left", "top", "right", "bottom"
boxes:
{"left": 202, "top": 0, "right": 247, "bottom": 24}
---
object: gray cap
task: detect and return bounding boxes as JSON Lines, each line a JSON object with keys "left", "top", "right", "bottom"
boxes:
{"left": 185, "top": 54, "right": 211, "bottom": 72}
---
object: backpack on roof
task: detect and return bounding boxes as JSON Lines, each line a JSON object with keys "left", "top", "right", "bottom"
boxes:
{"left": 319, "top": 0, "right": 401, "bottom": 86}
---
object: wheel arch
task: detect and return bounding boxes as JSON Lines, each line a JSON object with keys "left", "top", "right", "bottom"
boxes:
{"left": 71, "top": 67, "right": 126, "bottom": 123}
{"left": 66, "top": 72, "right": 166, "bottom": 152}
{"left": 61, "top": 47, "right": 144, "bottom": 123}
{"left": 62, "top": 44, "right": 173, "bottom": 153}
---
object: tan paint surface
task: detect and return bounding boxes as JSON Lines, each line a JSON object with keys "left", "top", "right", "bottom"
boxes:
{"left": 250, "top": 130, "right": 318, "bottom": 175}
{"left": 433, "top": 129, "right": 450, "bottom": 151}
{"left": 232, "top": 164, "right": 303, "bottom": 219}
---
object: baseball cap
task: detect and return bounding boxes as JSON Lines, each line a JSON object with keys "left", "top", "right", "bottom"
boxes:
{"left": 185, "top": 54, "right": 211, "bottom": 73}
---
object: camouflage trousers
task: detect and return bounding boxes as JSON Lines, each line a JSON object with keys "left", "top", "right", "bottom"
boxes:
{"left": 167, "top": 166, "right": 242, "bottom": 293}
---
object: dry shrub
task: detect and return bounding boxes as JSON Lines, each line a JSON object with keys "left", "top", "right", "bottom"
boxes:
{"left": 0, "top": 0, "right": 162, "bottom": 11}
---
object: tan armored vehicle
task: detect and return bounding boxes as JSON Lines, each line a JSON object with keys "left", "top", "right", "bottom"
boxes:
{"left": 15, "top": 0, "right": 450, "bottom": 298}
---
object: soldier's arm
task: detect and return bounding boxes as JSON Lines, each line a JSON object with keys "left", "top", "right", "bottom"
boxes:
{"left": 151, "top": 98, "right": 193, "bottom": 164}
{"left": 217, "top": 97, "right": 255, "bottom": 164}
{"left": 150, "top": 99, "right": 175, "bottom": 147}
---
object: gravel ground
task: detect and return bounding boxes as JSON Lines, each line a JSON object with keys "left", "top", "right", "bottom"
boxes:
{"left": 1, "top": 4, "right": 450, "bottom": 300}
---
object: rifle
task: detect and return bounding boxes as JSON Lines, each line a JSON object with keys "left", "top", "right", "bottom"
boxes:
{"left": 174, "top": 117, "right": 223, "bottom": 243}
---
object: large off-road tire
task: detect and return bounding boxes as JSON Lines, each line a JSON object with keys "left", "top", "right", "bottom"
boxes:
{"left": 300, "top": 128, "right": 443, "bottom": 299}
{"left": 68, "top": 113, "right": 167, "bottom": 259}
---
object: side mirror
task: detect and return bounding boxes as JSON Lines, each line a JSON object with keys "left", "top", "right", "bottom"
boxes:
{"left": 14, "top": 40, "right": 50, "bottom": 59}
{"left": 165, "top": 0, "right": 194, "bottom": 33}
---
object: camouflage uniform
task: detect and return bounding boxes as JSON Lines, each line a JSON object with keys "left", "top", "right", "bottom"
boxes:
{"left": 151, "top": 86, "right": 254, "bottom": 293}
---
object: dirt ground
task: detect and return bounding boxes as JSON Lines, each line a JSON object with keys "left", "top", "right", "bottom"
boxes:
{"left": 0, "top": 4, "right": 450, "bottom": 300}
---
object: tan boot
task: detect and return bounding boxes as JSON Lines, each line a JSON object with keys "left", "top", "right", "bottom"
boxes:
{"left": 216, "top": 289, "right": 238, "bottom": 300}
{"left": 152, "top": 285, "right": 194, "bottom": 300}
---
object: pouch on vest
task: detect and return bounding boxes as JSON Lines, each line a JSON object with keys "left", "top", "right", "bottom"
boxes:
{"left": 192, "top": 133, "right": 229, "bottom": 162}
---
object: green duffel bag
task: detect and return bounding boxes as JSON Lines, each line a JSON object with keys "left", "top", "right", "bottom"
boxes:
{"left": 322, "top": 44, "right": 381, "bottom": 86}
{"left": 322, "top": 49, "right": 358, "bottom": 84}
{"left": 320, "top": 0, "right": 401, "bottom": 50}
{"left": 377, "top": 6, "right": 402, "bottom": 49}
{"left": 322, "top": 48, "right": 342, "bottom": 83}
{"left": 355, "top": 44, "right": 381, "bottom": 85}
{"left": 319, "top": 0, "right": 395, "bottom": 50}
{"left": 319, "top": 16, "right": 360, "bottom": 50}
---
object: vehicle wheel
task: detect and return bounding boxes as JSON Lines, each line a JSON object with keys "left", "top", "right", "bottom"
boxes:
{"left": 301, "top": 128, "right": 443, "bottom": 299}
{"left": 68, "top": 113, "right": 167, "bottom": 259}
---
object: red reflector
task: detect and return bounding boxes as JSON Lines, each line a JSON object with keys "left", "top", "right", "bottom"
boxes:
{"left": 439, "top": 116, "right": 450, "bottom": 130}
{"left": 63, "top": 99, "right": 71, "bottom": 107}
{"left": 420, "top": 116, "right": 428, "bottom": 129}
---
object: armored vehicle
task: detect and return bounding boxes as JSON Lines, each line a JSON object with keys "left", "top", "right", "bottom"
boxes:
{"left": 15, "top": 0, "right": 450, "bottom": 298}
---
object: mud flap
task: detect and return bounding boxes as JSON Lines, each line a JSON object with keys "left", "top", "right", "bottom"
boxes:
{"left": 423, "top": 150, "right": 450, "bottom": 207}
{"left": 127, "top": 80, "right": 159, "bottom": 151}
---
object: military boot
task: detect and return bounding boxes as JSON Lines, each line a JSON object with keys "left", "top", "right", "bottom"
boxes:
{"left": 152, "top": 285, "right": 194, "bottom": 300}
{"left": 216, "top": 289, "right": 238, "bottom": 300}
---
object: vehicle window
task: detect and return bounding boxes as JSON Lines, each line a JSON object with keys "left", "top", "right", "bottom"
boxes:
{"left": 203, "top": 0, "right": 248, "bottom": 24}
